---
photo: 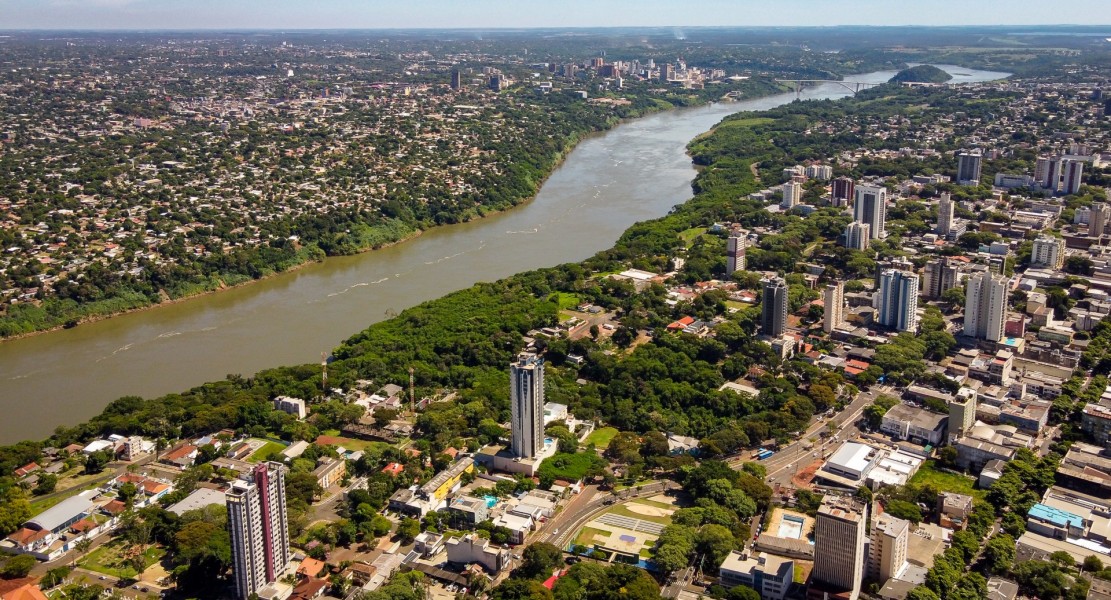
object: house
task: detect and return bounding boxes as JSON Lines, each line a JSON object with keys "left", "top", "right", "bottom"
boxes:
{"left": 414, "top": 531, "right": 445, "bottom": 557}
{"left": 0, "top": 582, "right": 49, "bottom": 600}
{"left": 13, "top": 463, "right": 40, "bottom": 479}
{"left": 446, "top": 534, "right": 509, "bottom": 574}
{"left": 297, "top": 557, "right": 327, "bottom": 579}
{"left": 160, "top": 444, "right": 198, "bottom": 469}
{"left": 938, "top": 492, "right": 974, "bottom": 530}
{"left": 382, "top": 462, "right": 404, "bottom": 477}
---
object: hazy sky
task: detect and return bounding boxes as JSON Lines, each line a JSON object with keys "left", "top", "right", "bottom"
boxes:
{"left": 3, "top": 0, "right": 1111, "bottom": 30}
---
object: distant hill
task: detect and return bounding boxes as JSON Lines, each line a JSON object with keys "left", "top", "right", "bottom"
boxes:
{"left": 889, "top": 65, "right": 953, "bottom": 84}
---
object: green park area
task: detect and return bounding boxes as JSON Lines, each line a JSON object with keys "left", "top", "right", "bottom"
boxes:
{"left": 583, "top": 427, "right": 619, "bottom": 450}
{"left": 79, "top": 542, "right": 166, "bottom": 579}
{"left": 909, "top": 460, "right": 986, "bottom": 502}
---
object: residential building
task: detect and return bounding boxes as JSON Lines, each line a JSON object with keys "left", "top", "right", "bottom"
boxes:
{"left": 936, "top": 193, "right": 955, "bottom": 237}
{"left": 957, "top": 149, "right": 982, "bottom": 185}
{"left": 446, "top": 534, "right": 509, "bottom": 574}
{"left": 806, "top": 164, "right": 833, "bottom": 180}
{"left": 273, "top": 396, "right": 307, "bottom": 419}
{"left": 964, "top": 271, "right": 1008, "bottom": 342}
{"left": 762, "top": 277, "right": 789, "bottom": 337}
{"left": 1093, "top": 202, "right": 1109, "bottom": 238}
{"left": 1030, "top": 235, "right": 1065, "bottom": 270}
{"left": 843, "top": 221, "right": 870, "bottom": 250}
{"left": 867, "top": 512, "right": 909, "bottom": 583}
{"left": 727, "top": 233, "right": 746, "bottom": 274}
{"left": 938, "top": 493, "right": 974, "bottom": 530}
{"left": 824, "top": 282, "right": 844, "bottom": 333}
{"left": 450, "top": 69, "right": 462, "bottom": 90}
{"left": 922, "top": 257, "right": 960, "bottom": 300}
{"left": 853, "top": 184, "right": 887, "bottom": 240}
{"left": 448, "top": 495, "right": 490, "bottom": 527}
{"left": 832, "top": 177, "right": 855, "bottom": 207}
{"left": 312, "top": 457, "right": 346, "bottom": 490}
{"left": 782, "top": 182, "right": 801, "bottom": 209}
{"left": 510, "top": 353, "right": 544, "bottom": 459}
{"left": 810, "top": 496, "right": 866, "bottom": 600}
{"left": 877, "top": 269, "right": 919, "bottom": 332}
{"left": 227, "top": 462, "right": 291, "bottom": 600}
{"left": 1061, "top": 158, "right": 1085, "bottom": 196}
{"left": 949, "top": 387, "right": 977, "bottom": 441}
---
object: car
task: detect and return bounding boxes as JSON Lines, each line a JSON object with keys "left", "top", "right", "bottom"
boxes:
{"left": 604, "top": 499, "right": 616, "bottom": 505}
{"left": 565, "top": 556, "right": 580, "bottom": 565}
{"left": 99, "top": 576, "right": 107, "bottom": 581}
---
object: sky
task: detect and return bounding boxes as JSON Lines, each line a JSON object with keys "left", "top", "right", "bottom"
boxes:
{"left": 2, "top": 0, "right": 1111, "bottom": 30}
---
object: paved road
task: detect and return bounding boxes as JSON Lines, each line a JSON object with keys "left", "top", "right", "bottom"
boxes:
{"left": 731, "top": 384, "right": 895, "bottom": 491}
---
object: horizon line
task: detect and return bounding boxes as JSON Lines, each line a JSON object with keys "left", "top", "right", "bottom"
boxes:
{"left": 3, "top": 24, "right": 1111, "bottom": 33}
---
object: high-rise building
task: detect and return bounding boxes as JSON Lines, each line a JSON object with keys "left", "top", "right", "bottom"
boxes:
{"left": 956, "top": 149, "right": 982, "bottom": 185}
{"left": 867, "top": 511, "right": 909, "bottom": 583}
{"left": 823, "top": 282, "right": 844, "bottom": 334}
{"left": 761, "top": 277, "right": 789, "bottom": 337}
{"left": 1091, "top": 202, "right": 1109, "bottom": 238}
{"left": 1044, "top": 157, "right": 1063, "bottom": 193}
{"left": 1034, "top": 156, "right": 1053, "bottom": 187}
{"left": 949, "top": 387, "right": 977, "bottom": 442}
{"left": 831, "top": 177, "right": 855, "bottom": 207}
{"left": 1030, "top": 235, "right": 1066, "bottom": 269}
{"left": 228, "top": 462, "right": 291, "bottom": 600}
{"left": 726, "top": 234, "right": 747, "bottom": 274}
{"left": 963, "top": 271, "right": 1008, "bottom": 342}
{"left": 1061, "top": 159, "right": 1085, "bottom": 196}
{"left": 843, "top": 222, "right": 870, "bottom": 251}
{"left": 450, "top": 69, "right": 462, "bottom": 90}
{"left": 853, "top": 185, "right": 887, "bottom": 240}
{"left": 781, "top": 182, "right": 801, "bottom": 209}
{"left": 922, "top": 257, "right": 960, "bottom": 299}
{"left": 806, "top": 165, "right": 833, "bottom": 180}
{"left": 877, "top": 270, "right": 919, "bottom": 332}
{"left": 510, "top": 353, "right": 544, "bottom": 459}
{"left": 659, "top": 63, "right": 673, "bottom": 81}
{"left": 811, "top": 496, "right": 866, "bottom": 600}
{"left": 936, "top": 193, "right": 954, "bottom": 237}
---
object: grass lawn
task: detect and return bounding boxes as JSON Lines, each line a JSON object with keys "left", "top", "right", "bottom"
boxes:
{"left": 583, "top": 427, "right": 619, "bottom": 450}
{"left": 605, "top": 504, "right": 673, "bottom": 525}
{"left": 678, "top": 227, "right": 707, "bottom": 247}
{"left": 247, "top": 440, "right": 287, "bottom": 463}
{"left": 628, "top": 498, "right": 676, "bottom": 510}
{"left": 79, "top": 543, "right": 165, "bottom": 579}
{"left": 574, "top": 526, "right": 612, "bottom": 547}
{"left": 720, "top": 117, "right": 776, "bottom": 130}
{"left": 554, "top": 292, "right": 583, "bottom": 310}
{"left": 909, "top": 460, "right": 986, "bottom": 502}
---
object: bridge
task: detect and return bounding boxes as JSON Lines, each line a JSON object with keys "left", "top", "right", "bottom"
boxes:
{"left": 775, "top": 79, "right": 884, "bottom": 99}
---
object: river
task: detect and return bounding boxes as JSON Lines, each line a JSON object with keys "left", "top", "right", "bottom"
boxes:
{"left": 0, "top": 65, "right": 1009, "bottom": 444}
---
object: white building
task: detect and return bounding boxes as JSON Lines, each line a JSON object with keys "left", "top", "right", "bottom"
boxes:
{"left": 964, "top": 271, "right": 1008, "bottom": 342}
{"left": 227, "top": 462, "right": 290, "bottom": 600}
{"left": 877, "top": 269, "right": 919, "bottom": 332}
{"left": 853, "top": 184, "right": 887, "bottom": 240}
{"left": 726, "top": 233, "right": 747, "bottom": 274}
{"left": 446, "top": 534, "right": 509, "bottom": 574}
{"left": 824, "top": 282, "right": 844, "bottom": 333}
{"left": 957, "top": 149, "right": 982, "bottom": 185}
{"left": 781, "top": 182, "right": 801, "bottom": 209}
{"left": 273, "top": 396, "right": 307, "bottom": 420}
{"left": 868, "top": 512, "right": 909, "bottom": 583}
{"left": 1031, "top": 236, "right": 1065, "bottom": 270}
{"left": 719, "top": 551, "right": 794, "bottom": 600}
{"left": 844, "top": 221, "right": 871, "bottom": 250}
{"left": 510, "top": 353, "right": 545, "bottom": 459}
{"left": 936, "top": 193, "right": 955, "bottom": 237}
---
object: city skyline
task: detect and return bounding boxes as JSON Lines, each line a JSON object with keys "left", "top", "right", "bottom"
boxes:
{"left": 2, "top": 0, "right": 1111, "bottom": 30}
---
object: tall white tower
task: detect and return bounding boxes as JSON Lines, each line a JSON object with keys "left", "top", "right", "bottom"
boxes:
{"left": 726, "top": 233, "right": 747, "bottom": 274}
{"left": 823, "top": 282, "right": 844, "bottom": 334}
{"left": 853, "top": 184, "right": 887, "bottom": 240}
{"left": 936, "top": 193, "right": 954, "bottom": 237}
{"left": 228, "top": 462, "right": 290, "bottom": 600}
{"left": 510, "top": 353, "right": 545, "bottom": 459}
{"left": 963, "top": 270, "right": 1008, "bottom": 342}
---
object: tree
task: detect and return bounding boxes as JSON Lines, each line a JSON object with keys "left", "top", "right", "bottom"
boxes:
{"left": 371, "top": 515, "right": 393, "bottom": 538}
{"left": 85, "top": 450, "right": 110, "bottom": 474}
{"left": 40, "top": 566, "right": 71, "bottom": 589}
{"left": 517, "top": 542, "right": 563, "bottom": 579}
{"left": 884, "top": 499, "right": 923, "bottom": 524}
{"left": 727, "top": 585, "right": 762, "bottom": 600}
{"left": 982, "top": 534, "right": 1015, "bottom": 575}
{"left": 33, "top": 473, "right": 58, "bottom": 495}
{"left": 491, "top": 578, "right": 553, "bottom": 600}
{"left": 696, "top": 524, "right": 736, "bottom": 567}
{"left": 1085, "top": 555, "right": 1104, "bottom": 573}
{"left": 905, "top": 587, "right": 941, "bottom": 600}
{"left": 0, "top": 555, "right": 36, "bottom": 579}
{"left": 397, "top": 517, "right": 420, "bottom": 543}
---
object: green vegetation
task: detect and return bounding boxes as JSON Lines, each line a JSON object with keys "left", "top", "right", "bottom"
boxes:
{"left": 908, "top": 460, "right": 985, "bottom": 502}
{"left": 583, "top": 427, "right": 620, "bottom": 449}
{"left": 78, "top": 542, "right": 165, "bottom": 579}
{"left": 889, "top": 65, "right": 954, "bottom": 84}
{"left": 246, "top": 440, "right": 287, "bottom": 463}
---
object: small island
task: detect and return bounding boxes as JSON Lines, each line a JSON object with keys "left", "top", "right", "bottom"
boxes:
{"left": 889, "top": 64, "right": 953, "bottom": 84}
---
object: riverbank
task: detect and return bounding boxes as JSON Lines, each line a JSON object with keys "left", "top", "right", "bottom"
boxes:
{"left": 0, "top": 80, "right": 783, "bottom": 343}
{"left": 0, "top": 65, "right": 1009, "bottom": 444}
